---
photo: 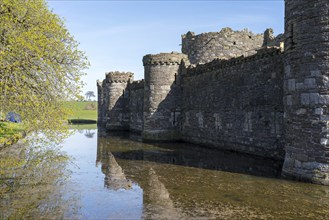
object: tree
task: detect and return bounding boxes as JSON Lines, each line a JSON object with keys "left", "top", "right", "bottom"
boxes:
{"left": 85, "top": 91, "right": 95, "bottom": 101}
{"left": 0, "top": 0, "right": 89, "bottom": 138}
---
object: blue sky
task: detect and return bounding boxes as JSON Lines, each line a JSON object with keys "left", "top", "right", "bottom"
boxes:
{"left": 46, "top": 0, "right": 284, "bottom": 95}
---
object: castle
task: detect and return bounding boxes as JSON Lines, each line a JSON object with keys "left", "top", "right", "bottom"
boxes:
{"left": 97, "top": 0, "right": 329, "bottom": 185}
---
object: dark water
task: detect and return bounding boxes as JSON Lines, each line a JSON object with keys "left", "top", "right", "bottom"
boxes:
{"left": 1, "top": 126, "right": 329, "bottom": 219}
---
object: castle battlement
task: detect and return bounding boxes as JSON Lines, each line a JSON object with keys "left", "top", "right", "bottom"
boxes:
{"left": 105, "top": 71, "right": 134, "bottom": 83}
{"left": 129, "top": 79, "right": 144, "bottom": 90}
{"left": 143, "top": 52, "right": 189, "bottom": 66}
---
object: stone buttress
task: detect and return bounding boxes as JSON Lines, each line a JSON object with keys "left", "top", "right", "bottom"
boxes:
{"left": 282, "top": 0, "right": 329, "bottom": 185}
{"left": 142, "top": 52, "right": 189, "bottom": 141}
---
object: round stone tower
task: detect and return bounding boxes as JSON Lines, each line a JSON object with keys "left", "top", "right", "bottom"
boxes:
{"left": 181, "top": 28, "right": 264, "bottom": 64}
{"left": 142, "top": 52, "right": 189, "bottom": 141}
{"left": 283, "top": 0, "right": 329, "bottom": 184}
{"left": 104, "top": 71, "right": 133, "bottom": 131}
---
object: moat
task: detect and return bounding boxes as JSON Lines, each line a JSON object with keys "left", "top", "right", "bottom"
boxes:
{"left": 1, "top": 126, "right": 329, "bottom": 219}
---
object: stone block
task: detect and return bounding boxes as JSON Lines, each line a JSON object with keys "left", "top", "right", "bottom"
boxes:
{"left": 315, "top": 108, "right": 323, "bottom": 115}
{"left": 295, "top": 154, "right": 309, "bottom": 162}
{"left": 296, "top": 83, "right": 304, "bottom": 90}
{"left": 296, "top": 108, "right": 307, "bottom": 115}
{"left": 286, "top": 95, "right": 293, "bottom": 106}
{"left": 301, "top": 93, "right": 310, "bottom": 105}
{"left": 320, "top": 115, "right": 329, "bottom": 121}
{"left": 287, "top": 79, "right": 296, "bottom": 91}
{"left": 309, "top": 93, "right": 319, "bottom": 105}
{"left": 304, "top": 78, "right": 316, "bottom": 89}
{"left": 285, "top": 65, "right": 291, "bottom": 77}
{"left": 311, "top": 70, "right": 321, "bottom": 77}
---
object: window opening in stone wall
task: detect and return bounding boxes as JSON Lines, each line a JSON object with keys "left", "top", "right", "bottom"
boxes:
{"left": 174, "top": 74, "right": 177, "bottom": 84}
{"left": 233, "top": 41, "right": 236, "bottom": 45}
{"left": 289, "top": 23, "right": 296, "bottom": 49}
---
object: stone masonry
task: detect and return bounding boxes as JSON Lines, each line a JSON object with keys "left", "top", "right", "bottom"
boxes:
{"left": 282, "top": 0, "right": 329, "bottom": 185}
{"left": 97, "top": 0, "right": 329, "bottom": 185}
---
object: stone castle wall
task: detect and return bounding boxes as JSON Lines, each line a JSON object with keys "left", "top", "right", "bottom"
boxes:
{"left": 181, "top": 47, "right": 284, "bottom": 159}
{"left": 97, "top": 0, "right": 329, "bottom": 185}
{"left": 129, "top": 80, "right": 144, "bottom": 133}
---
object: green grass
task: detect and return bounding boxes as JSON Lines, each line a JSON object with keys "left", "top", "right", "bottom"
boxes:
{"left": 0, "top": 122, "right": 24, "bottom": 146}
{"left": 67, "top": 101, "right": 97, "bottom": 121}
{"left": 68, "top": 124, "right": 97, "bottom": 130}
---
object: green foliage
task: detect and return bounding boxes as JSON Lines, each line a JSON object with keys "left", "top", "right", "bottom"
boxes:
{"left": 0, "top": 0, "right": 89, "bottom": 140}
{"left": 0, "top": 122, "right": 24, "bottom": 146}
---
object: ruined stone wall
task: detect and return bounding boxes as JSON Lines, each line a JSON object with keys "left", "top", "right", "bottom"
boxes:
{"left": 128, "top": 80, "right": 144, "bottom": 133}
{"left": 142, "top": 52, "right": 189, "bottom": 141}
{"left": 181, "top": 28, "right": 264, "bottom": 64}
{"left": 181, "top": 47, "right": 285, "bottom": 159}
{"left": 263, "top": 28, "right": 284, "bottom": 48}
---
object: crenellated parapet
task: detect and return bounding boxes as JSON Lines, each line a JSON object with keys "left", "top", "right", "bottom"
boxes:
{"left": 143, "top": 52, "right": 189, "bottom": 66}
{"left": 128, "top": 79, "right": 144, "bottom": 90}
{"left": 105, "top": 71, "right": 134, "bottom": 83}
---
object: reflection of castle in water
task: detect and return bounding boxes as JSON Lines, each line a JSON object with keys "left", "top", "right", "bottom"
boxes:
{"left": 97, "top": 135, "right": 132, "bottom": 190}
{"left": 143, "top": 168, "right": 184, "bottom": 219}
{"left": 96, "top": 131, "right": 285, "bottom": 217}
{"left": 97, "top": 130, "right": 282, "bottom": 179}
{"left": 97, "top": 133, "right": 184, "bottom": 218}
{"left": 97, "top": 130, "right": 282, "bottom": 184}
{"left": 100, "top": 152, "right": 132, "bottom": 190}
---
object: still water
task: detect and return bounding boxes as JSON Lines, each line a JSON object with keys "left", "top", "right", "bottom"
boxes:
{"left": 1, "top": 126, "right": 329, "bottom": 219}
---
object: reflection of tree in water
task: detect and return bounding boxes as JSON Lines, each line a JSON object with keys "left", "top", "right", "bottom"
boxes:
{"left": 0, "top": 136, "right": 76, "bottom": 219}
{"left": 84, "top": 130, "right": 95, "bottom": 139}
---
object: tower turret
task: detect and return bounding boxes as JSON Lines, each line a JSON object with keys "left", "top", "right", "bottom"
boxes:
{"left": 142, "top": 52, "right": 189, "bottom": 141}
{"left": 103, "top": 71, "right": 133, "bottom": 130}
{"left": 283, "top": 0, "right": 329, "bottom": 184}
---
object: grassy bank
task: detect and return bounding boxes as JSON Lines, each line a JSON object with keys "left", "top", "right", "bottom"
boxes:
{"left": 67, "top": 101, "right": 97, "bottom": 123}
{"left": 0, "top": 101, "right": 98, "bottom": 144}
